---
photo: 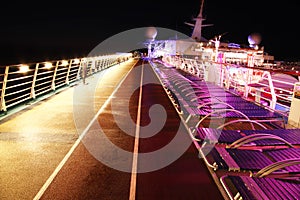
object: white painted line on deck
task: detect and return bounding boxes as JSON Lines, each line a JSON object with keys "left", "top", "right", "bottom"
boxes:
{"left": 129, "top": 62, "right": 144, "bottom": 200}
{"left": 33, "top": 62, "right": 136, "bottom": 200}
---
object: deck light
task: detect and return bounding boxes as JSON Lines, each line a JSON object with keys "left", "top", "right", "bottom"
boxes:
{"left": 19, "top": 65, "right": 29, "bottom": 73}
{"left": 60, "top": 60, "right": 69, "bottom": 66}
{"left": 44, "top": 62, "right": 53, "bottom": 69}
{"left": 73, "top": 59, "right": 80, "bottom": 64}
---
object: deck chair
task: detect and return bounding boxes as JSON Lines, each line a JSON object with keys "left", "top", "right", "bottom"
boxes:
{"left": 198, "top": 145, "right": 300, "bottom": 172}
{"left": 220, "top": 174, "right": 300, "bottom": 200}
{"left": 195, "top": 128, "right": 300, "bottom": 148}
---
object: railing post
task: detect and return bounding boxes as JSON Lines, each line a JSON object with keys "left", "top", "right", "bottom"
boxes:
{"left": 101, "top": 57, "right": 105, "bottom": 69}
{"left": 95, "top": 59, "right": 100, "bottom": 72}
{"left": 104, "top": 57, "right": 108, "bottom": 68}
{"left": 66, "top": 60, "right": 72, "bottom": 85}
{"left": 30, "top": 63, "right": 39, "bottom": 99}
{"left": 255, "top": 90, "right": 261, "bottom": 103}
{"left": 220, "top": 64, "right": 224, "bottom": 88}
{"left": 77, "top": 59, "right": 83, "bottom": 80}
{"left": 91, "top": 58, "right": 96, "bottom": 74}
{"left": 98, "top": 58, "right": 102, "bottom": 71}
{"left": 51, "top": 61, "right": 59, "bottom": 90}
{"left": 265, "top": 71, "right": 277, "bottom": 109}
{"left": 0, "top": 66, "right": 9, "bottom": 112}
{"left": 223, "top": 65, "right": 230, "bottom": 90}
{"left": 102, "top": 57, "right": 106, "bottom": 69}
{"left": 88, "top": 59, "right": 93, "bottom": 76}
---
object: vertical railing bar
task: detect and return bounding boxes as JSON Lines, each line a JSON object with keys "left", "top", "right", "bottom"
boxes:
{"left": 30, "top": 63, "right": 39, "bottom": 99}
{"left": 66, "top": 60, "right": 72, "bottom": 85}
{"left": 52, "top": 61, "right": 59, "bottom": 91}
{"left": 77, "top": 59, "right": 83, "bottom": 80}
{"left": 0, "top": 66, "right": 10, "bottom": 112}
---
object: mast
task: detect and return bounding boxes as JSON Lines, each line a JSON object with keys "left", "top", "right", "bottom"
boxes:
{"left": 191, "top": 0, "right": 205, "bottom": 42}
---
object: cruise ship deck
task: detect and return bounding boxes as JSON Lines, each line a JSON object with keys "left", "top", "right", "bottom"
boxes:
{"left": 0, "top": 54, "right": 299, "bottom": 199}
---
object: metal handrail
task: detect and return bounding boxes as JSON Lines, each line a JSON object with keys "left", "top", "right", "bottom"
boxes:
{"left": 165, "top": 55, "right": 296, "bottom": 114}
{"left": 0, "top": 53, "right": 132, "bottom": 112}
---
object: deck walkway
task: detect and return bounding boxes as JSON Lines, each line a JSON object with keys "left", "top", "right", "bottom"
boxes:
{"left": 0, "top": 58, "right": 224, "bottom": 200}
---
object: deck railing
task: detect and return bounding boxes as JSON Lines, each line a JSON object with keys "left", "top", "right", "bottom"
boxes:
{"left": 0, "top": 53, "right": 132, "bottom": 112}
{"left": 162, "top": 55, "right": 299, "bottom": 116}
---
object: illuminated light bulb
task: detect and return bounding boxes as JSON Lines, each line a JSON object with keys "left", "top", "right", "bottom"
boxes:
{"left": 61, "top": 60, "right": 69, "bottom": 66}
{"left": 19, "top": 65, "right": 29, "bottom": 73}
{"left": 73, "top": 59, "right": 80, "bottom": 64}
{"left": 44, "top": 62, "right": 53, "bottom": 69}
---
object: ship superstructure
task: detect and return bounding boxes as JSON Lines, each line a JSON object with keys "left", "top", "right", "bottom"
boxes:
{"left": 147, "top": 0, "right": 300, "bottom": 124}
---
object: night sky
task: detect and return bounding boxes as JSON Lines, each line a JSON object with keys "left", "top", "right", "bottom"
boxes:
{"left": 0, "top": 0, "right": 299, "bottom": 66}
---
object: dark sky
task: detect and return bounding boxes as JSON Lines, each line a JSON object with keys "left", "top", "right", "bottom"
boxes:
{"left": 0, "top": 0, "right": 299, "bottom": 66}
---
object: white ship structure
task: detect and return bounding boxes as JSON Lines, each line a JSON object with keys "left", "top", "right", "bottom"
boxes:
{"left": 147, "top": 0, "right": 300, "bottom": 128}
